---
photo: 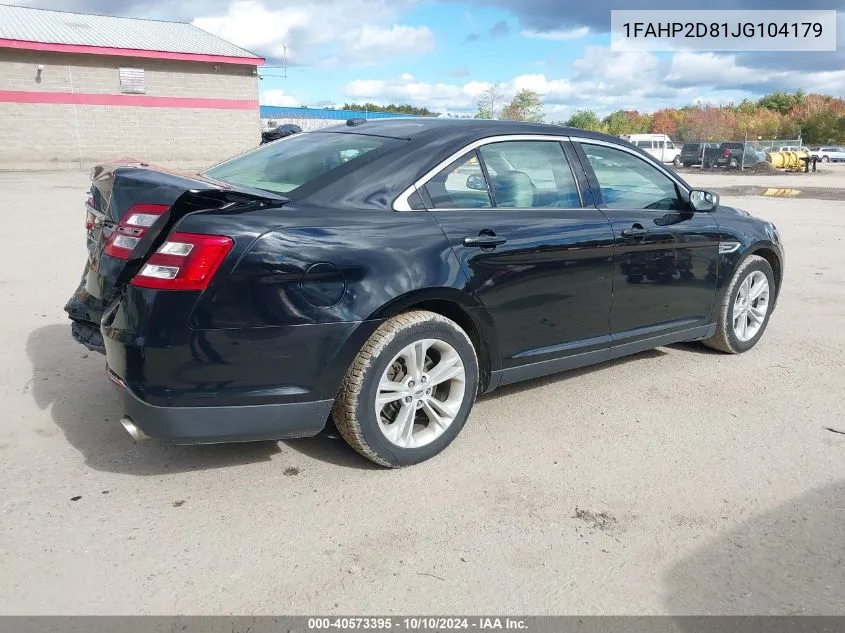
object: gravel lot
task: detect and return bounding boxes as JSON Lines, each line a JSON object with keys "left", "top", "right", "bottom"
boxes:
{"left": 1, "top": 168, "right": 844, "bottom": 615}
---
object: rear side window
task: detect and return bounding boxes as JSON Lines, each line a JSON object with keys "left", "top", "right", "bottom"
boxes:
{"left": 204, "top": 132, "right": 399, "bottom": 195}
{"left": 479, "top": 140, "right": 580, "bottom": 209}
{"left": 425, "top": 152, "right": 492, "bottom": 209}
{"left": 636, "top": 140, "right": 652, "bottom": 148}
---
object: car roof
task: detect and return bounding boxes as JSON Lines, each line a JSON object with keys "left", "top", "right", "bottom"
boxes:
{"left": 309, "top": 117, "right": 623, "bottom": 145}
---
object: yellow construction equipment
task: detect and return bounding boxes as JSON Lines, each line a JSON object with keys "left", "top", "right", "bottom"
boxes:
{"left": 767, "top": 150, "right": 810, "bottom": 171}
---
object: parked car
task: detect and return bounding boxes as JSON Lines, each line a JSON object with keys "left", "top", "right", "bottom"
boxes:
{"left": 620, "top": 133, "right": 682, "bottom": 166}
{"left": 679, "top": 142, "right": 721, "bottom": 168}
{"left": 65, "top": 119, "right": 784, "bottom": 467}
{"left": 777, "top": 145, "right": 811, "bottom": 154}
{"left": 713, "top": 142, "right": 766, "bottom": 169}
{"left": 261, "top": 123, "right": 301, "bottom": 145}
{"left": 808, "top": 146, "right": 845, "bottom": 162}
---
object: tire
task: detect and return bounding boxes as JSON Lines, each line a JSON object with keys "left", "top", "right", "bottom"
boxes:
{"left": 822, "top": 155, "right": 830, "bottom": 163}
{"left": 682, "top": 162, "right": 691, "bottom": 168}
{"left": 702, "top": 255, "right": 776, "bottom": 354}
{"left": 673, "top": 156, "right": 681, "bottom": 167}
{"left": 332, "top": 310, "right": 479, "bottom": 467}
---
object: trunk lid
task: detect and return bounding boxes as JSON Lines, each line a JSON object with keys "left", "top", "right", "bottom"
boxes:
{"left": 65, "top": 159, "right": 288, "bottom": 351}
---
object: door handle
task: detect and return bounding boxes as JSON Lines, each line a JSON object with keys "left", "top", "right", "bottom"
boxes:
{"left": 463, "top": 234, "right": 507, "bottom": 248}
{"left": 621, "top": 224, "right": 648, "bottom": 240}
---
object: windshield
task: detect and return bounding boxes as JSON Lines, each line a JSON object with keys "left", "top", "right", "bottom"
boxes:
{"left": 204, "top": 132, "right": 401, "bottom": 195}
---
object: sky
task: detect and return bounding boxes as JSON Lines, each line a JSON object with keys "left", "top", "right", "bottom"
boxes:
{"left": 8, "top": 0, "right": 845, "bottom": 121}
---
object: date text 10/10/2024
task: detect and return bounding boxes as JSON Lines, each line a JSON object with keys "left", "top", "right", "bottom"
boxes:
{"left": 308, "top": 618, "right": 528, "bottom": 630}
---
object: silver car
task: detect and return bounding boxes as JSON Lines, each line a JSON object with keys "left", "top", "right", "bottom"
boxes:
{"left": 809, "top": 147, "right": 845, "bottom": 162}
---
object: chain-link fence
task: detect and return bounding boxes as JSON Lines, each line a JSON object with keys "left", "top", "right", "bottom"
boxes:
{"left": 676, "top": 139, "right": 803, "bottom": 170}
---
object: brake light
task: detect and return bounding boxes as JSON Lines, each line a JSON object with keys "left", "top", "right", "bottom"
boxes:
{"left": 85, "top": 195, "right": 96, "bottom": 231}
{"left": 131, "top": 232, "right": 233, "bottom": 291}
{"left": 104, "top": 203, "right": 169, "bottom": 259}
{"left": 723, "top": 149, "right": 732, "bottom": 157}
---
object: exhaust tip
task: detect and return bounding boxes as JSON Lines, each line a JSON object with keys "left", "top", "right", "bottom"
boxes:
{"left": 120, "top": 417, "right": 149, "bottom": 442}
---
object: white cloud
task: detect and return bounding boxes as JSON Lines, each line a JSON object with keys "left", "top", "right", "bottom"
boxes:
{"left": 193, "top": 0, "right": 432, "bottom": 66}
{"left": 260, "top": 88, "right": 299, "bottom": 106}
{"left": 342, "top": 42, "right": 845, "bottom": 120}
{"left": 572, "top": 46, "right": 661, "bottom": 88}
{"left": 666, "top": 52, "right": 768, "bottom": 87}
{"left": 665, "top": 51, "right": 845, "bottom": 95}
{"left": 521, "top": 27, "right": 590, "bottom": 41}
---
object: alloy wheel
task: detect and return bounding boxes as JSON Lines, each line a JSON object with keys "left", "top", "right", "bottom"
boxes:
{"left": 375, "top": 338, "right": 467, "bottom": 449}
{"left": 732, "top": 270, "right": 770, "bottom": 342}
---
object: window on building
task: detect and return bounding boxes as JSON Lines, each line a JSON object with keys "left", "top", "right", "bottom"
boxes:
{"left": 119, "top": 68, "right": 146, "bottom": 94}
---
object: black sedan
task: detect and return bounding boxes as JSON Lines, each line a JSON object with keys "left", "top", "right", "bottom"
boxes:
{"left": 260, "top": 123, "right": 301, "bottom": 145}
{"left": 65, "top": 119, "right": 785, "bottom": 467}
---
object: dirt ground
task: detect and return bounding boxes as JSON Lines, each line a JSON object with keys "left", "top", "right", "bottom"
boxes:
{"left": 1, "top": 168, "right": 843, "bottom": 615}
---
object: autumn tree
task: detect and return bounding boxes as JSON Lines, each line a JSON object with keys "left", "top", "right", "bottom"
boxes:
{"left": 500, "top": 89, "right": 544, "bottom": 122}
{"left": 651, "top": 109, "right": 680, "bottom": 137}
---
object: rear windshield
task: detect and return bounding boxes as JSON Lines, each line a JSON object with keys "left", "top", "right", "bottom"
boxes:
{"left": 204, "top": 132, "right": 401, "bottom": 195}
{"left": 682, "top": 144, "right": 702, "bottom": 150}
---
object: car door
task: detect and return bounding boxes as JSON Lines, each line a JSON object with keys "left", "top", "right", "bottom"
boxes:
{"left": 573, "top": 139, "right": 721, "bottom": 352}
{"left": 418, "top": 138, "right": 615, "bottom": 382}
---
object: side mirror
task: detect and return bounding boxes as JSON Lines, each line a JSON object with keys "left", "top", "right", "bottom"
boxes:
{"left": 689, "top": 189, "right": 719, "bottom": 212}
{"left": 466, "top": 174, "right": 487, "bottom": 191}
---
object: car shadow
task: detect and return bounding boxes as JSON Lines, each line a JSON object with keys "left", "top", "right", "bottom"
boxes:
{"left": 663, "top": 480, "right": 845, "bottom": 615}
{"left": 668, "top": 341, "right": 724, "bottom": 356}
{"left": 26, "top": 324, "right": 282, "bottom": 476}
{"left": 280, "top": 419, "right": 382, "bottom": 471}
{"left": 479, "top": 347, "right": 669, "bottom": 401}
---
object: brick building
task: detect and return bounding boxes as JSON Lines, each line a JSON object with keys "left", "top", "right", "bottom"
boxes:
{"left": 0, "top": 5, "right": 264, "bottom": 169}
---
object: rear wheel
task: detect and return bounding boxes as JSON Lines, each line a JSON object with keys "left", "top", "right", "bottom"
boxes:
{"left": 703, "top": 255, "right": 775, "bottom": 354}
{"left": 332, "top": 310, "right": 479, "bottom": 467}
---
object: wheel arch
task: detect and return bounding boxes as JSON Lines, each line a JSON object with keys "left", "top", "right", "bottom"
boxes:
{"left": 734, "top": 241, "right": 783, "bottom": 310}
{"left": 366, "top": 288, "right": 500, "bottom": 393}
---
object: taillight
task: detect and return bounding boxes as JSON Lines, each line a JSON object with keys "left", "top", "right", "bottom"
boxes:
{"left": 85, "top": 194, "right": 96, "bottom": 231}
{"left": 723, "top": 149, "right": 731, "bottom": 157}
{"left": 103, "top": 203, "right": 169, "bottom": 259}
{"left": 131, "top": 232, "right": 233, "bottom": 291}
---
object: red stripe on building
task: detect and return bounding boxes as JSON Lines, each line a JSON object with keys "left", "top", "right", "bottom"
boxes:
{"left": 0, "top": 90, "right": 258, "bottom": 110}
{"left": 0, "top": 38, "right": 265, "bottom": 66}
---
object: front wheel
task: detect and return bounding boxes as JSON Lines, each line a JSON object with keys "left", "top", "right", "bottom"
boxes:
{"left": 332, "top": 310, "right": 479, "bottom": 467}
{"left": 673, "top": 155, "right": 682, "bottom": 167}
{"left": 822, "top": 155, "right": 830, "bottom": 162}
{"left": 703, "top": 255, "right": 775, "bottom": 354}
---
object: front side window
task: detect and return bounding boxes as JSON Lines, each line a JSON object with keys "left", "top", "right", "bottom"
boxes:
{"left": 581, "top": 143, "right": 683, "bottom": 210}
{"left": 204, "top": 132, "right": 400, "bottom": 195}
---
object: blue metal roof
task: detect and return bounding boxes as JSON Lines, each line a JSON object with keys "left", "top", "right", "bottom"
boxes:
{"left": 260, "top": 106, "right": 419, "bottom": 120}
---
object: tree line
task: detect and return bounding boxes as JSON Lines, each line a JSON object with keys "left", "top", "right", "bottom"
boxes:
{"left": 558, "top": 91, "right": 845, "bottom": 144}
{"left": 343, "top": 90, "right": 845, "bottom": 144}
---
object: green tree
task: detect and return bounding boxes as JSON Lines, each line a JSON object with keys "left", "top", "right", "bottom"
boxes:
{"left": 500, "top": 89, "right": 544, "bottom": 122}
{"left": 758, "top": 91, "right": 806, "bottom": 115}
{"left": 476, "top": 83, "right": 504, "bottom": 119}
{"left": 602, "top": 110, "right": 634, "bottom": 136}
{"left": 564, "top": 109, "right": 605, "bottom": 132}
